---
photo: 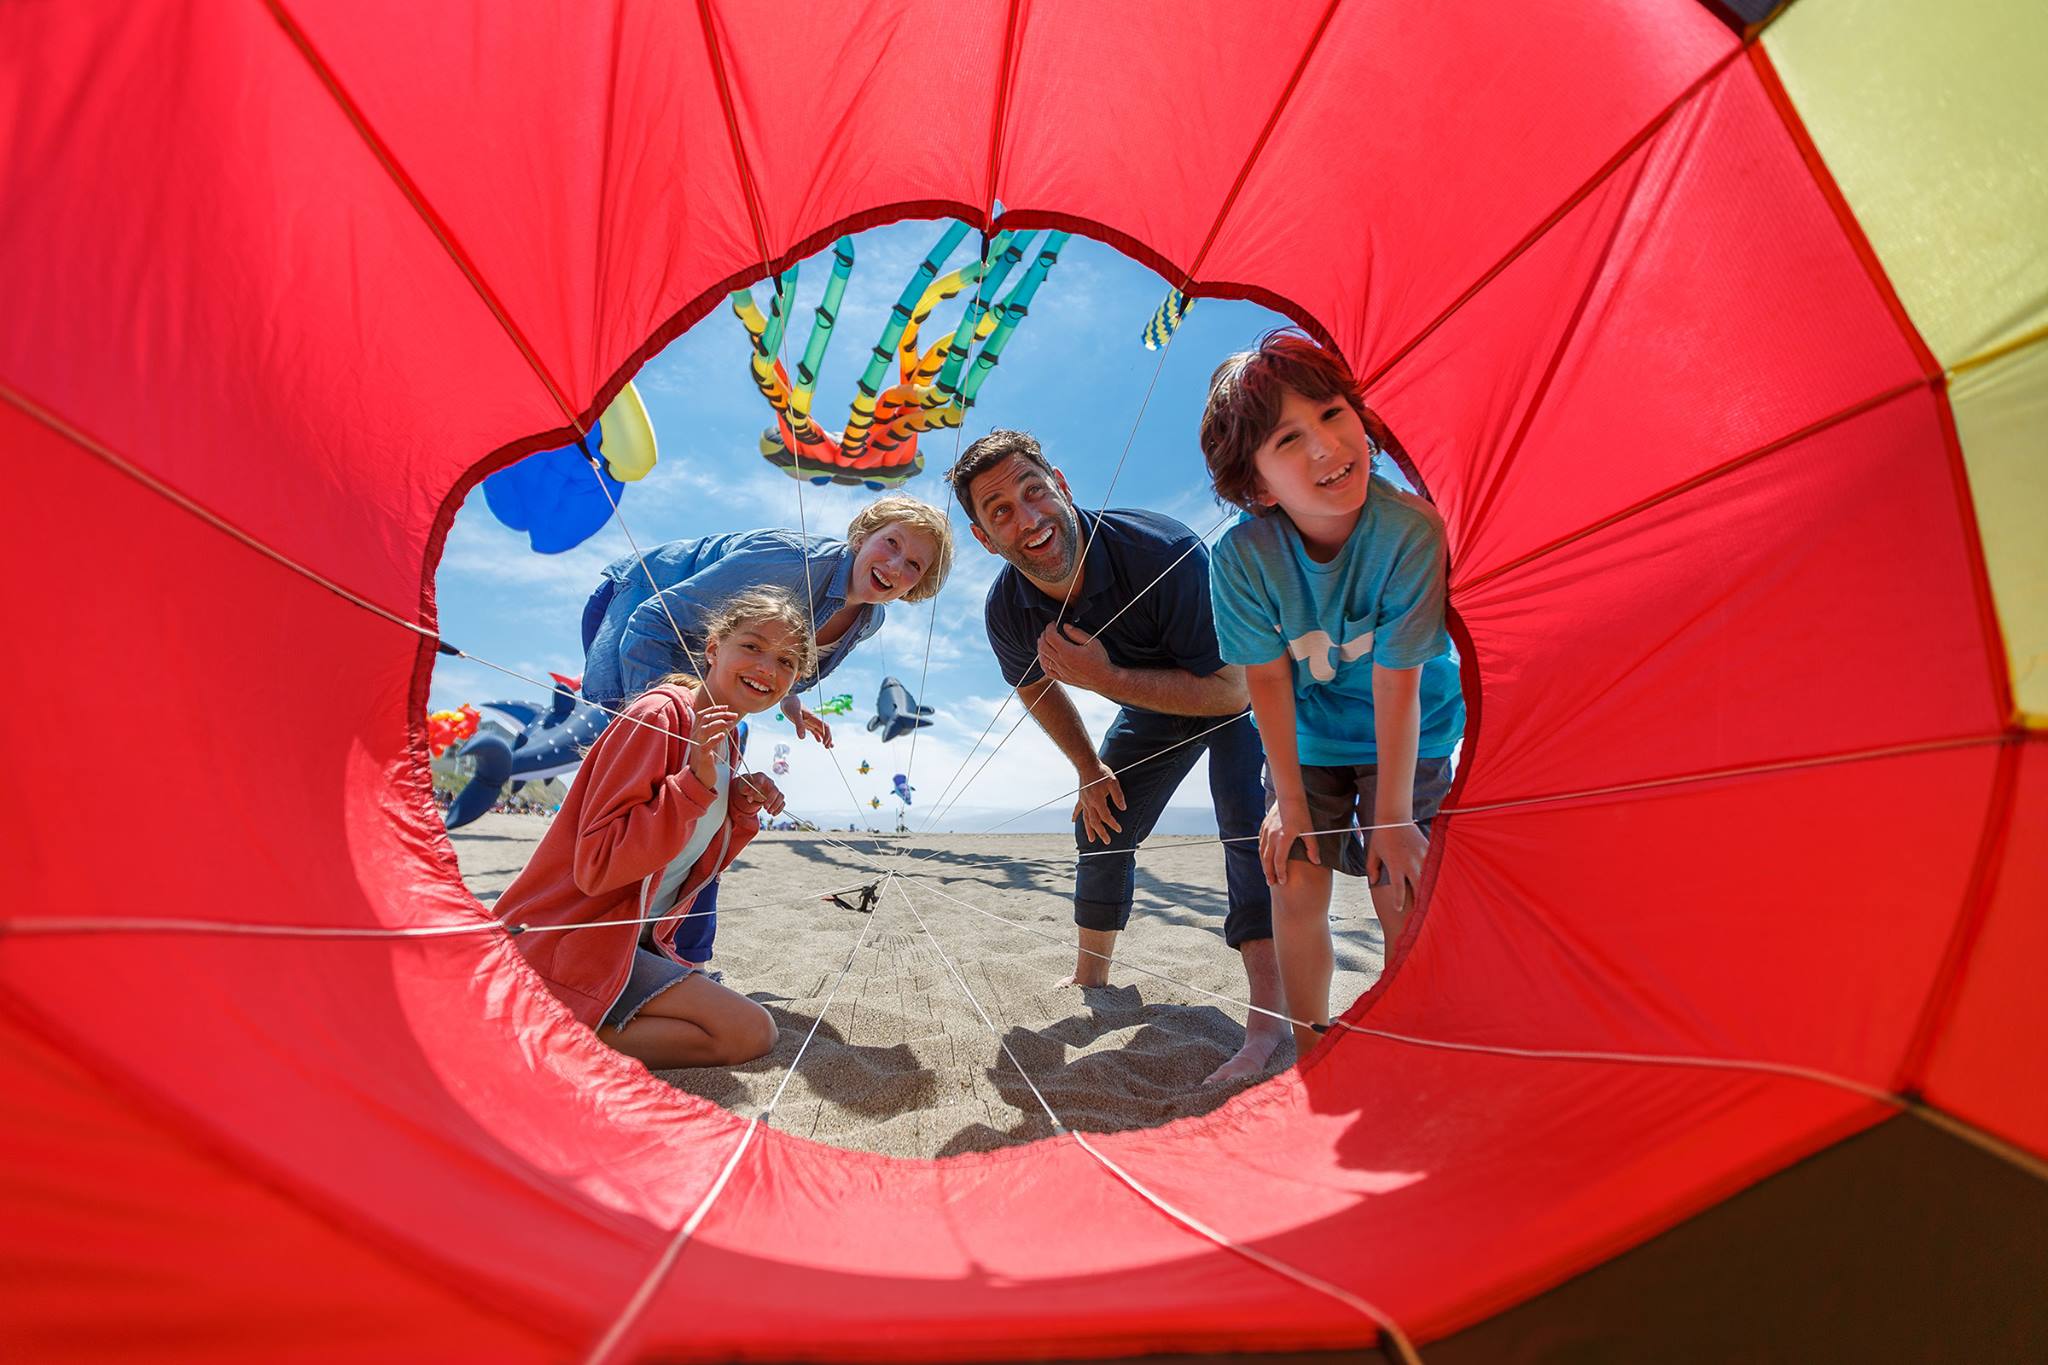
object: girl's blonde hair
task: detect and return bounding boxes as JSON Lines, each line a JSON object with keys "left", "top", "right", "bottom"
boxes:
{"left": 845, "top": 494, "right": 954, "bottom": 603}
{"left": 657, "top": 586, "right": 820, "bottom": 690}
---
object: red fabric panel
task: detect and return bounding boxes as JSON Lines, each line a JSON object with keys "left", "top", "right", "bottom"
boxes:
{"left": 708, "top": 2, "right": 1004, "bottom": 242}
{"left": 0, "top": 1016, "right": 565, "bottom": 1364}
{"left": 1192, "top": 2, "right": 1734, "bottom": 358}
{"left": 279, "top": 1, "right": 760, "bottom": 411}
{"left": 611, "top": 1044, "right": 1877, "bottom": 1359}
{"left": 1922, "top": 736, "right": 2048, "bottom": 1157}
{"left": 2, "top": 404, "right": 712, "bottom": 1339}
{"left": 1, "top": 1, "right": 2029, "bottom": 1358}
{"left": 995, "top": 1, "right": 1333, "bottom": 274}
{"left": 1449, "top": 388, "right": 2003, "bottom": 806}
{"left": 0, "top": 3, "right": 554, "bottom": 612}
{"left": 1369, "top": 58, "right": 1933, "bottom": 586}
{"left": 1379, "top": 745, "right": 1998, "bottom": 1083}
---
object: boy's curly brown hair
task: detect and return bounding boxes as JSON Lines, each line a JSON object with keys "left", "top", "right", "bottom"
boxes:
{"left": 1199, "top": 330, "right": 1394, "bottom": 513}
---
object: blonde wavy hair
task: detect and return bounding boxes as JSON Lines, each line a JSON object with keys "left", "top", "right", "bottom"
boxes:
{"left": 845, "top": 494, "right": 954, "bottom": 603}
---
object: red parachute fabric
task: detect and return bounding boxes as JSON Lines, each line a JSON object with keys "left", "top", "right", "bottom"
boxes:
{"left": 0, "top": 2, "right": 2031, "bottom": 1360}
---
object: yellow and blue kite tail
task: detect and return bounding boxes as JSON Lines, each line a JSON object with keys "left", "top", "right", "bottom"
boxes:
{"left": 1142, "top": 288, "right": 1192, "bottom": 351}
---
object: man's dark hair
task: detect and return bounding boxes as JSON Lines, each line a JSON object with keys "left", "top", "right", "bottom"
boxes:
{"left": 945, "top": 429, "right": 1058, "bottom": 528}
{"left": 1199, "top": 330, "right": 1390, "bottom": 512}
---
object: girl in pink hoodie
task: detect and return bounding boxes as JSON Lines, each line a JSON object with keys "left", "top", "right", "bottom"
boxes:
{"left": 494, "top": 587, "right": 814, "bottom": 1069}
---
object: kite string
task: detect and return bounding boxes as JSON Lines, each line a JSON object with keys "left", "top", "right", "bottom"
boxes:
{"left": 899, "top": 868, "right": 2048, "bottom": 1193}
{"left": 888, "top": 877, "right": 1420, "bottom": 1362}
{"left": 903, "top": 729, "right": 2008, "bottom": 879}
{"left": 580, "top": 860, "right": 890, "bottom": 1365}
{"left": 900, "top": 228, "right": 1002, "bottom": 813}
{"left": 915, "top": 850, "right": 1885, "bottom": 1107}
{"left": 0, "top": 874, "right": 883, "bottom": 943}
{"left": 912, "top": 507, "right": 1237, "bottom": 835}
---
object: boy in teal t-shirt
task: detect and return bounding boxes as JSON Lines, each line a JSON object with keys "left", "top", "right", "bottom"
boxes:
{"left": 1200, "top": 331, "right": 1465, "bottom": 1061}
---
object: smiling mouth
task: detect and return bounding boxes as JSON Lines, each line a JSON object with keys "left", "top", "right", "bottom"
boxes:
{"left": 739, "top": 676, "right": 774, "bottom": 696}
{"left": 869, "top": 567, "right": 894, "bottom": 592}
{"left": 1023, "top": 525, "right": 1056, "bottom": 550}
{"left": 1315, "top": 461, "right": 1355, "bottom": 488}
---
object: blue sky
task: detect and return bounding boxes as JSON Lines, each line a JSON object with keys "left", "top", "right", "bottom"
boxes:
{"left": 430, "top": 222, "right": 1295, "bottom": 833}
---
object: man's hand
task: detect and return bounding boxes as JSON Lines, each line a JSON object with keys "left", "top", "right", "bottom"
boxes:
{"left": 784, "top": 698, "right": 834, "bottom": 748}
{"left": 1037, "top": 623, "right": 1118, "bottom": 693}
{"left": 1366, "top": 821, "right": 1428, "bottom": 911}
{"left": 1072, "top": 761, "right": 1127, "bottom": 845}
{"left": 1259, "top": 797, "right": 1320, "bottom": 886}
{"left": 688, "top": 706, "right": 740, "bottom": 788}
{"left": 732, "top": 772, "right": 785, "bottom": 819}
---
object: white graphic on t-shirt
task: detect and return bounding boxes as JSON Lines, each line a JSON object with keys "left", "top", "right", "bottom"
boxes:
{"left": 1285, "top": 627, "right": 1372, "bottom": 682}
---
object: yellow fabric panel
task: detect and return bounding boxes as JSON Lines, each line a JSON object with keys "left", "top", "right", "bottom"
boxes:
{"left": 1765, "top": 0, "right": 2048, "bottom": 369}
{"left": 1950, "top": 341, "right": 2048, "bottom": 725}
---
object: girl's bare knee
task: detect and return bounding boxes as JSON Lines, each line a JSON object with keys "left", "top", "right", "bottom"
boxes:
{"left": 723, "top": 1005, "right": 777, "bottom": 1064}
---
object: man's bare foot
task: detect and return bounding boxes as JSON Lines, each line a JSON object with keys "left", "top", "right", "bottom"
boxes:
{"left": 1203, "top": 1033, "right": 1281, "bottom": 1086}
{"left": 1059, "top": 929, "right": 1119, "bottom": 991}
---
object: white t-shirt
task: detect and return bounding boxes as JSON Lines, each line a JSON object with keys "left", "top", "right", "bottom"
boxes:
{"left": 646, "top": 753, "right": 730, "bottom": 922}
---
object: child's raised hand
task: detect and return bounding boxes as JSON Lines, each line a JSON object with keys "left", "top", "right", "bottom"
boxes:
{"left": 1259, "top": 798, "right": 1318, "bottom": 886}
{"left": 688, "top": 705, "right": 740, "bottom": 788}
{"left": 733, "top": 772, "right": 785, "bottom": 818}
{"left": 1365, "top": 821, "right": 1428, "bottom": 912}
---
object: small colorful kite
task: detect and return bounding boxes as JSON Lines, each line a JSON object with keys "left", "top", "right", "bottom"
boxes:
{"left": 1141, "top": 288, "right": 1192, "bottom": 350}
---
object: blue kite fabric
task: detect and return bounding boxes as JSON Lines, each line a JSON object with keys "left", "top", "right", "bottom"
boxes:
{"left": 482, "top": 419, "right": 623, "bottom": 554}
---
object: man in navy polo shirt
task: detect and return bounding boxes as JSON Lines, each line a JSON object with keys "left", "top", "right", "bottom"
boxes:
{"left": 946, "top": 430, "right": 1282, "bottom": 1085}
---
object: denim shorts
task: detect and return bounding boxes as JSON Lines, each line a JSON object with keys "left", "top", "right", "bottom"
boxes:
{"left": 1263, "top": 755, "right": 1456, "bottom": 880}
{"left": 600, "top": 948, "right": 705, "bottom": 1031}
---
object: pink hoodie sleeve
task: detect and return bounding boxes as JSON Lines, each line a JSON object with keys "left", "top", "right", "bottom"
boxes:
{"left": 569, "top": 691, "right": 720, "bottom": 896}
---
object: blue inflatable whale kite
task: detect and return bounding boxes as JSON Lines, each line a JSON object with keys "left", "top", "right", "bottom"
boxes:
{"left": 444, "top": 677, "right": 611, "bottom": 829}
{"left": 867, "top": 676, "right": 935, "bottom": 743}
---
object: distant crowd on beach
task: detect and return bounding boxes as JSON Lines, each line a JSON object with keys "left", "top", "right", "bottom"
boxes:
{"left": 491, "top": 330, "right": 1463, "bottom": 1087}
{"left": 434, "top": 788, "right": 557, "bottom": 819}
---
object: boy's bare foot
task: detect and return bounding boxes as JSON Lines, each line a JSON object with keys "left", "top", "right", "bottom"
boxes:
{"left": 1055, "top": 967, "right": 1111, "bottom": 990}
{"left": 1202, "top": 1034, "right": 1279, "bottom": 1085}
{"left": 1202, "top": 1010, "right": 1288, "bottom": 1085}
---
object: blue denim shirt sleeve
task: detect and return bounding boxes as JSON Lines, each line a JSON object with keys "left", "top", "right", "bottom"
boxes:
{"left": 617, "top": 535, "right": 829, "bottom": 697}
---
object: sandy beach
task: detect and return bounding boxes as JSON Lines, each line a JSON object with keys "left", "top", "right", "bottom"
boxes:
{"left": 453, "top": 817, "right": 1390, "bottom": 1159}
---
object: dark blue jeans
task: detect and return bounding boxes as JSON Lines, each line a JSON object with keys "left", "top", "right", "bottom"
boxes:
{"left": 1074, "top": 709, "right": 1271, "bottom": 948}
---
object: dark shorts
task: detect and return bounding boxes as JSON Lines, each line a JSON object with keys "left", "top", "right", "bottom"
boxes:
{"left": 1263, "top": 755, "right": 1456, "bottom": 880}
{"left": 600, "top": 948, "right": 705, "bottom": 1031}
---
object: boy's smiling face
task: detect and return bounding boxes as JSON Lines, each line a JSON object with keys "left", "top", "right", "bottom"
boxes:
{"left": 1250, "top": 385, "right": 1372, "bottom": 521}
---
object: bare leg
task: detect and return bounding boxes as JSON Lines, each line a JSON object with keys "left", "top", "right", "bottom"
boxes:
{"left": 1271, "top": 863, "right": 1336, "bottom": 1064}
{"left": 1370, "top": 879, "right": 1411, "bottom": 961}
{"left": 597, "top": 972, "right": 778, "bottom": 1069}
{"left": 1202, "top": 936, "right": 1287, "bottom": 1085}
{"left": 1059, "top": 926, "right": 1119, "bottom": 988}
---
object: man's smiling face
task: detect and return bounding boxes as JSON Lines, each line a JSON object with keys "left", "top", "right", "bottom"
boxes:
{"left": 968, "top": 454, "right": 1083, "bottom": 585}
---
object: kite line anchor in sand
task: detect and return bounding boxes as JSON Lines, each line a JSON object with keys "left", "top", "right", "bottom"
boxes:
{"left": 823, "top": 880, "right": 885, "bottom": 915}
